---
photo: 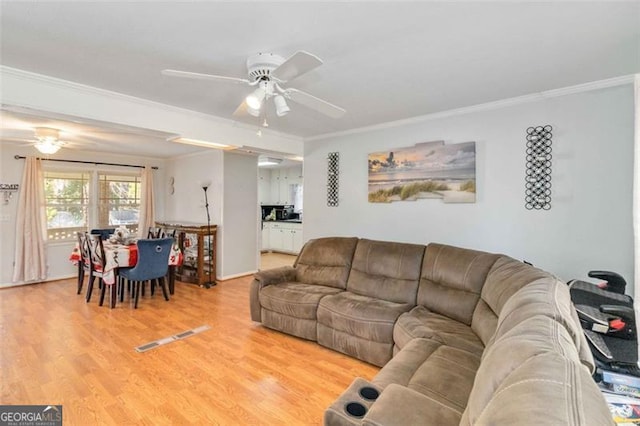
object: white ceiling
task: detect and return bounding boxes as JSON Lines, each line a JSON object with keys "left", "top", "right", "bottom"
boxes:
{"left": 1, "top": 2, "right": 638, "bottom": 155}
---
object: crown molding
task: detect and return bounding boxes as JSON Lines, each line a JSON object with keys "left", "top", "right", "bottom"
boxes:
{"left": 0, "top": 66, "right": 303, "bottom": 143}
{"left": 306, "top": 74, "right": 636, "bottom": 142}
{"left": 2, "top": 66, "right": 633, "bottom": 145}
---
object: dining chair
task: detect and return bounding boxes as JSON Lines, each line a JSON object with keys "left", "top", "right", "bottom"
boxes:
{"left": 87, "top": 234, "right": 117, "bottom": 309}
{"left": 90, "top": 228, "right": 116, "bottom": 240}
{"left": 156, "top": 227, "right": 177, "bottom": 294}
{"left": 147, "top": 226, "right": 161, "bottom": 239}
{"left": 160, "top": 227, "right": 177, "bottom": 239}
{"left": 76, "top": 231, "right": 91, "bottom": 294}
{"left": 85, "top": 233, "right": 107, "bottom": 304}
{"left": 118, "top": 238, "right": 173, "bottom": 309}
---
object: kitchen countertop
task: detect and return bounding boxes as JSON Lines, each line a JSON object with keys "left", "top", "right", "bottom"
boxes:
{"left": 263, "top": 219, "right": 303, "bottom": 224}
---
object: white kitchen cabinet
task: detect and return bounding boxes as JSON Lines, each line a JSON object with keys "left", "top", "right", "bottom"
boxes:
{"left": 268, "top": 222, "right": 284, "bottom": 250}
{"left": 292, "top": 227, "right": 304, "bottom": 253}
{"left": 279, "top": 171, "right": 291, "bottom": 204}
{"left": 287, "top": 165, "right": 303, "bottom": 186}
{"left": 261, "top": 223, "right": 270, "bottom": 250}
{"left": 258, "top": 168, "right": 271, "bottom": 205}
{"left": 262, "top": 166, "right": 303, "bottom": 204}
{"left": 263, "top": 222, "right": 303, "bottom": 254}
{"left": 269, "top": 169, "right": 281, "bottom": 204}
{"left": 280, "top": 228, "right": 294, "bottom": 252}
{"left": 268, "top": 169, "right": 291, "bottom": 204}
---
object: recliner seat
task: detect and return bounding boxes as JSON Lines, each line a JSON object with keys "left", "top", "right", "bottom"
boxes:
{"left": 317, "top": 239, "right": 425, "bottom": 366}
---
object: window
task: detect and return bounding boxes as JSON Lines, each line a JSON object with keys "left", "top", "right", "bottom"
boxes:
{"left": 98, "top": 173, "right": 141, "bottom": 233}
{"left": 44, "top": 171, "right": 89, "bottom": 241}
{"left": 44, "top": 170, "right": 141, "bottom": 241}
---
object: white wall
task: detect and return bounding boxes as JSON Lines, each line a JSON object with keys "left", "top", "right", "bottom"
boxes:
{"left": 163, "top": 149, "right": 260, "bottom": 280}
{"left": 303, "top": 84, "right": 634, "bottom": 287}
{"left": 221, "top": 151, "right": 259, "bottom": 278}
{"left": 0, "top": 143, "right": 166, "bottom": 286}
{"left": 162, "top": 149, "right": 224, "bottom": 278}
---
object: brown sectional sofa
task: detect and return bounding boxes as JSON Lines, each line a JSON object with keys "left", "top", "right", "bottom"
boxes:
{"left": 250, "top": 237, "right": 613, "bottom": 425}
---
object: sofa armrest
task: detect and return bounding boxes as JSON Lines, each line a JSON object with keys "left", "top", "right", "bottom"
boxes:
{"left": 362, "top": 384, "right": 462, "bottom": 426}
{"left": 254, "top": 266, "right": 297, "bottom": 287}
{"left": 250, "top": 266, "right": 297, "bottom": 322}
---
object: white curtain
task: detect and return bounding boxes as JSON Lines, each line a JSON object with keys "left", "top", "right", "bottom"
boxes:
{"left": 12, "top": 157, "right": 47, "bottom": 282}
{"left": 137, "top": 166, "right": 155, "bottom": 238}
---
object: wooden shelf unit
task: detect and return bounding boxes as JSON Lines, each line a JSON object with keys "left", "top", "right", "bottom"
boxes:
{"left": 156, "top": 221, "right": 217, "bottom": 287}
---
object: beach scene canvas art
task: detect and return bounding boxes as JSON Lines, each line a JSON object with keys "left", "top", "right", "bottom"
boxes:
{"left": 368, "top": 140, "right": 476, "bottom": 203}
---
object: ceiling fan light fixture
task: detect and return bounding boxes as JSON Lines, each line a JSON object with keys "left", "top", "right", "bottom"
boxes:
{"left": 247, "top": 104, "right": 261, "bottom": 117}
{"left": 258, "top": 157, "right": 283, "bottom": 167}
{"left": 34, "top": 127, "right": 65, "bottom": 154}
{"left": 171, "top": 137, "right": 234, "bottom": 150}
{"left": 274, "top": 95, "right": 290, "bottom": 117}
{"left": 246, "top": 87, "right": 265, "bottom": 110}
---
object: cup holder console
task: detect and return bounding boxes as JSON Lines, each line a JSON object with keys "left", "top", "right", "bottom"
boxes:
{"left": 344, "top": 402, "right": 367, "bottom": 418}
{"left": 358, "top": 386, "right": 379, "bottom": 401}
{"left": 324, "top": 378, "right": 383, "bottom": 424}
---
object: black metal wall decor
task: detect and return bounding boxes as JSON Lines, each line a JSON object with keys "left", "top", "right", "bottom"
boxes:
{"left": 327, "top": 152, "right": 339, "bottom": 207}
{"left": 525, "top": 125, "right": 552, "bottom": 210}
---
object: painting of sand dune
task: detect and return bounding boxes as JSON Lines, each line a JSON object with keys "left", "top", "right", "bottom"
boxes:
{"left": 368, "top": 140, "right": 476, "bottom": 203}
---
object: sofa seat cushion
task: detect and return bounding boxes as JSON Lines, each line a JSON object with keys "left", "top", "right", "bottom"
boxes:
{"left": 259, "top": 282, "right": 343, "bottom": 319}
{"left": 362, "top": 384, "right": 462, "bottom": 426}
{"left": 394, "top": 306, "right": 484, "bottom": 355}
{"left": 373, "top": 338, "right": 481, "bottom": 413}
{"left": 317, "top": 291, "right": 414, "bottom": 343}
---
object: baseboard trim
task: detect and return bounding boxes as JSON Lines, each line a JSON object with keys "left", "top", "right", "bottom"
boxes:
{"left": 216, "top": 270, "right": 258, "bottom": 281}
{"left": 0, "top": 274, "right": 76, "bottom": 289}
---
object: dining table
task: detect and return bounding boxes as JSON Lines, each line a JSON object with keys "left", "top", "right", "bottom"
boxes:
{"left": 69, "top": 238, "right": 183, "bottom": 296}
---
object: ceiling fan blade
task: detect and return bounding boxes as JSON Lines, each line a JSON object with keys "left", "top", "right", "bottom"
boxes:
{"left": 161, "top": 69, "right": 250, "bottom": 85}
{"left": 271, "top": 51, "right": 323, "bottom": 82}
{"left": 286, "top": 88, "right": 346, "bottom": 119}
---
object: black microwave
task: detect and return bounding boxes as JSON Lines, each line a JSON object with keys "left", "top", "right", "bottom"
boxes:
{"left": 275, "top": 208, "right": 293, "bottom": 220}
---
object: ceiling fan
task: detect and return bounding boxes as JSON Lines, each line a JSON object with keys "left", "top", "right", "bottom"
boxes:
{"left": 161, "top": 51, "right": 346, "bottom": 121}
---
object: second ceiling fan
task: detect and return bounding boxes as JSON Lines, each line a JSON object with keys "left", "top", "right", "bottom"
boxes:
{"left": 162, "top": 51, "right": 346, "bottom": 121}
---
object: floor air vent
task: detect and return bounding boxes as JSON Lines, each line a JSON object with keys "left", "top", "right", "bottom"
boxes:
{"left": 135, "top": 325, "right": 211, "bottom": 353}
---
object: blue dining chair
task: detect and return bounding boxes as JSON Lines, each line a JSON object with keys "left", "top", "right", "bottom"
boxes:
{"left": 119, "top": 238, "right": 173, "bottom": 309}
{"left": 90, "top": 228, "right": 116, "bottom": 240}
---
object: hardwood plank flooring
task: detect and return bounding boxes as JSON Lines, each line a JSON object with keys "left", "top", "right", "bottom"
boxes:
{"left": 0, "top": 277, "right": 379, "bottom": 425}
{"left": 260, "top": 252, "right": 297, "bottom": 270}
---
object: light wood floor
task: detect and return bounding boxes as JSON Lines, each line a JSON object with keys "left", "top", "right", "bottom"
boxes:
{"left": 0, "top": 276, "right": 379, "bottom": 425}
{"left": 260, "top": 252, "right": 297, "bottom": 270}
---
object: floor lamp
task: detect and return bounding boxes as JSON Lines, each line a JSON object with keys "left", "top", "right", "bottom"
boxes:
{"left": 202, "top": 181, "right": 215, "bottom": 288}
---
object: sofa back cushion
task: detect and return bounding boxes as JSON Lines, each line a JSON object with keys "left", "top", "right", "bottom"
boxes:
{"left": 294, "top": 237, "right": 359, "bottom": 289}
{"left": 486, "top": 277, "right": 595, "bottom": 372}
{"left": 461, "top": 315, "right": 611, "bottom": 425}
{"left": 417, "top": 243, "right": 500, "bottom": 325}
{"left": 471, "top": 256, "right": 551, "bottom": 345}
{"left": 461, "top": 351, "right": 611, "bottom": 425}
{"left": 346, "top": 239, "right": 425, "bottom": 304}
